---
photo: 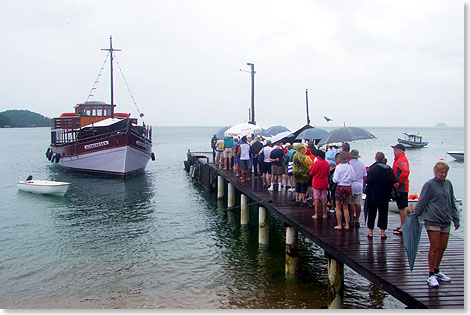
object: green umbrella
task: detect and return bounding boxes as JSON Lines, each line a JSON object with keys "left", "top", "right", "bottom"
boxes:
{"left": 401, "top": 215, "right": 423, "bottom": 275}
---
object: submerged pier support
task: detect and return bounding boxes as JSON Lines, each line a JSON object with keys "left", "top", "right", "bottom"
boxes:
{"left": 258, "top": 206, "right": 269, "bottom": 245}
{"left": 327, "top": 253, "right": 344, "bottom": 309}
{"left": 285, "top": 226, "right": 298, "bottom": 276}
{"left": 217, "top": 176, "right": 224, "bottom": 200}
{"left": 241, "top": 194, "right": 249, "bottom": 226}
{"left": 227, "top": 182, "right": 235, "bottom": 209}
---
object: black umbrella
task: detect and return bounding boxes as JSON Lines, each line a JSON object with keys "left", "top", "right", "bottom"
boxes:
{"left": 215, "top": 126, "right": 231, "bottom": 139}
{"left": 402, "top": 215, "right": 423, "bottom": 275}
{"left": 317, "top": 126, "right": 376, "bottom": 147}
{"left": 295, "top": 128, "right": 328, "bottom": 141}
{"left": 262, "top": 125, "right": 291, "bottom": 137}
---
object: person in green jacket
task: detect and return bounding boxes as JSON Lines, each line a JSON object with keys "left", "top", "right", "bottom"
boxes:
{"left": 411, "top": 161, "right": 460, "bottom": 287}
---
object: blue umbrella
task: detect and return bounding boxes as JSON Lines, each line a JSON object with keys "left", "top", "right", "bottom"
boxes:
{"left": 295, "top": 128, "right": 328, "bottom": 141}
{"left": 215, "top": 126, "right": 230, "bottom": 139}
{"left": 263, "top": 125, "right": 291, "bottom": 137}
{"left": 401, "top": 215, "right": 423, "bottom": 275}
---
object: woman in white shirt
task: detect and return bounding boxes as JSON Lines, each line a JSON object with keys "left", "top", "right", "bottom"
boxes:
{"left": 332, "top": 152, "right": 355, "bottom": 230}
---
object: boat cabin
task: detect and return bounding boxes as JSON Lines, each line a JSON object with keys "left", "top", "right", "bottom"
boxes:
{"left": 50, "top": 101, "right": 137, "bottom": 145}
{"left": 403, "top": 133, "right": 423, "bottom": 143}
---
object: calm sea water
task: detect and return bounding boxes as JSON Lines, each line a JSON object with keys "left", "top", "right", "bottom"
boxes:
{"left": 0, "top": 126, "right": 464, "bottom": 309}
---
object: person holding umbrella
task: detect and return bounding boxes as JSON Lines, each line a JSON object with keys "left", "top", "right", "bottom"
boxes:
{"left": 409, "top": 161, "right": 460, "bottom": 287}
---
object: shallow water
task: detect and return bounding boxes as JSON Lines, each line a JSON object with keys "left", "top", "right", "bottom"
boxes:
{"left": 0, "top": 126, "right": 463, "bottom": 308}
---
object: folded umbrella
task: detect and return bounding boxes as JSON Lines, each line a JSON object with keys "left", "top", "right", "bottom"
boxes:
{"left": 401, "top": 215, "right": 423, "bottom": 275}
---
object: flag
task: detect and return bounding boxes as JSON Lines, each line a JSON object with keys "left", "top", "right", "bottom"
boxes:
{"left": 140, "top": 113, "right": 144, "bottom": 118}
{"left": 324, "top": 116, "right": 332, "bottom": 122}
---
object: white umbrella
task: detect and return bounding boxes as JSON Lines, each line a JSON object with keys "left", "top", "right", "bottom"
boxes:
{"left": 224, "top": 123, "right": 262, "bottom": 138}
{"left": 270, "top": 131, "right": 294, "bottom": 144}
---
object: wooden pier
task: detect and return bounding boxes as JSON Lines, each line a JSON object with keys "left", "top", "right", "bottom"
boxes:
{"left": 184, "top": 151, "right": 464, "bottom": 309}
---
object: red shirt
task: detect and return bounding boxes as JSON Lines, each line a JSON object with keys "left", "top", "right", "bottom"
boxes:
{"left": 309, "top": 158, "right": 330, "bottom": 189}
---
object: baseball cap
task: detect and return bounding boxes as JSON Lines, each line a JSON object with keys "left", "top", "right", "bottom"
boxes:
{"left": 391, "top": 144, "right": 406, "bottom": 151}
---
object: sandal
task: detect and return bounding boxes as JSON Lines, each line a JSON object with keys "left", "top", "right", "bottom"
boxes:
{"left": 312, "top": 215, "right": 319, "bottom": 220}
{"left": 367, "top": 235, "right": 373, "bottom": 240}
{"left": 381, "top": 235, "right": 387, "bottom": 240}
{"left": 393, "top": 227, "right": 401, "bottom": 232}
{"left": 393, "top": 230, "right": 403, "bottom": 235}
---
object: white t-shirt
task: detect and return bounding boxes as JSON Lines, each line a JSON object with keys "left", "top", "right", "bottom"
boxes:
{"left": 239, "top": 143, "right": 251, "bottom": 160}
{"left": 262, "top": 146, "right": 273, "bottom": 163}
{"left": 349, "top": 158, "right": 367, "bottom": 194}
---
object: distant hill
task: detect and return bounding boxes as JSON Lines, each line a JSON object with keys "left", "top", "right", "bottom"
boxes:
{"left": 0, "top": 110, "right": 50, "bottom": 128}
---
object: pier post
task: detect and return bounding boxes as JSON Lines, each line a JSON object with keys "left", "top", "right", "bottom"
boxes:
{"left": 285, "top": 226, "right": 298, "bottom": 276}
{"left": 227, "top": 182, "right": 235, "bottom": 209}
{"left": 327, "top": 254, "right": 344, "bottom": 309}
{"left": 217, "top": 176, "right": 224, "bottom": 200}
{"left": 258, "top": 206, "right": 269, "bottom": 246}
{"left": 240, "top": 194, "right": 249, "bottom": 226}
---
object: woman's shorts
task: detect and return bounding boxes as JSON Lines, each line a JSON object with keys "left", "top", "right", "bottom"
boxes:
{"left": 233, "top": 156, "right": 239, "bottom": 164}
{"left": 425, "top": 225, "right": 451, "bottom": 233}
{"left": 313, "top": 188, "right": 328, "bottom": 200}
{"left": 271, "top": 164, "right": 284, "bottom": 175}
{"left": 335, "top": 185, "right": 351, "bottom": 203}
{"left": 239, "top": 159, "right": 251, "bottom": 171}
{"left": 216, "top": 151, "right": 223, "bottom": 159}
{"left": 396, "top": 192, "right": 408, "bottom": 210}
{"left": 296, "top": 182, "right": 308, "bottom": 194}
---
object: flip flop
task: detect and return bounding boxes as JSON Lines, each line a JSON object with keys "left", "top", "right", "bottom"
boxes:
{"left": 393, "top": 227, "right": 401, "bottom": 232}
{"left": 393, "top": 230, "right": 402, "bottom": 235}
{"left": 312, "top": 215, "right": 319, "bottom": 220}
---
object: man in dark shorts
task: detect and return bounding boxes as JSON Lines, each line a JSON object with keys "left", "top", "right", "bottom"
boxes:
{"left": 391, "top": 143, "right": 410, "bottom": 235}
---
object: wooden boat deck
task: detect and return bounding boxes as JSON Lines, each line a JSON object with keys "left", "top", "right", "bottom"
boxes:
{"left": 187, "top": 152, "right": 464, "bottom": 309}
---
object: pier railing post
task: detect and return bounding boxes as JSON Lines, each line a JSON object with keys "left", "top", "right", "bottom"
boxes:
{"left": 227, "top": 182, "right": 235, "bottom": 209}
{"left": 259, "top": 206, "right": 269, "bottom": 246}
{"left": 217, "top": 175, "right": 224, "bottom": 200}
{"left": 327, "top": 253, "right": 344, "bottom": 309}
{"left": 241, "top": 194, "right": 249, "bottom": 226}
{"left": 285, "top": 226, "right": 298, "bottom": 276}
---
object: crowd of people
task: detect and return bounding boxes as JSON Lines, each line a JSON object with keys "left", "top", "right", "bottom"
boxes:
{"left": 211, "top": 133, "right": 461, "bottom": 288}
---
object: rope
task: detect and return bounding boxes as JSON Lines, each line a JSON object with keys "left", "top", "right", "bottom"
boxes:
{"left": 86, "top": 52, "right": 110, "bottom": 102}
{"left": 114, "top": 55, "right": 142, "bottom": 118}
{"left": 69, "top": 183, "right": 117, "bottom": 207}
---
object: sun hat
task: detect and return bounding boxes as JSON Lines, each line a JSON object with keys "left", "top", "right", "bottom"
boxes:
{"left": 349, "top": 149, "right": 360, "bottom": 159}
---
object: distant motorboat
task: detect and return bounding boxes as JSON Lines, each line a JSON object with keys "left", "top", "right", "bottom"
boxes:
{"left": 397, "top": 133, "right": 428, "bottom": 148}
{"left": 388, "top": 195, "right": 462, "bottom": 213}
{"left": 17, "top": 180, "right": 70, "bottom": 196}
{"left": 447, "top": 151, "right": 464, "bottom": 161}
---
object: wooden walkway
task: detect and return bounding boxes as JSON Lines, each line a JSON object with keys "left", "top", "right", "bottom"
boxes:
{"left": 185, "top": 152, "right": 465, "bottom": 309}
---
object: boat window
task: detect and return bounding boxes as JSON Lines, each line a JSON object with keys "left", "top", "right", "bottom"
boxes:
{"left": 92, "top": 108, "right": 97, "bottom": 116}
{"left": 96, "top": 108, "right": 103, "bottom": 116}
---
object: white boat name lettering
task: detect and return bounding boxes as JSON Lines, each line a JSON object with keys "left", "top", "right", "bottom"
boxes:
{"left": 136, "top": 141, "right": 147, "bottom": 148}
{"left": 84, "top": 141, "right": 109, "bottom": 150}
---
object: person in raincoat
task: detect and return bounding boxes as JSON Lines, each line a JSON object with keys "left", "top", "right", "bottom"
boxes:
{"left": 410, "top": 161, "right": 460, "bottom": 287}
{"left": 292, "top": 144, "right": 312, "bottom": 206}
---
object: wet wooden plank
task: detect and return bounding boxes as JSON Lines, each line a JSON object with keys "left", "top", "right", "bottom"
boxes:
{"left": 188, "top": 153, "right": 465, "bottom": 309}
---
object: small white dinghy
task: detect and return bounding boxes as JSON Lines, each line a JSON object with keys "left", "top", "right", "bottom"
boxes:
{"left": 17, "top": 179, "right": 70, "bottom": 196}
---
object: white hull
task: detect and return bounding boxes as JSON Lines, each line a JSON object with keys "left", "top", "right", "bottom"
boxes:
{"left": 17, "top": 180, "right": 70, "bottom": 196}
{"left": 58, "top": 145, "right": 150, "bottom": 175}
{"left": 447, "top": 151, "right": 464, "bottom": 161}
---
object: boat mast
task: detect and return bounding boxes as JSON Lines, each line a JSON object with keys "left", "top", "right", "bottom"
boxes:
{"left": 101, "top": 36, "right": 121, "bottom": 107}
{"left": 305, "top": 89, "right": 310, "bottom": 125}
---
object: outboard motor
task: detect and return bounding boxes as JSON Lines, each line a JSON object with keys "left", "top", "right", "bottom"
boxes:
{"left": 26, "top": 175, "right": 33, "bottom": 181}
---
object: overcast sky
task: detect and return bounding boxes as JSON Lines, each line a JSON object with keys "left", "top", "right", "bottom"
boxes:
{"left": 0, "top": 0, "right": 464, "bottom": 129}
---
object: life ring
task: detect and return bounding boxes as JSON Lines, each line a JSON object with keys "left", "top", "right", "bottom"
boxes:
{"left": 409, "top": 194, "right": 419, "bottom": 200}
